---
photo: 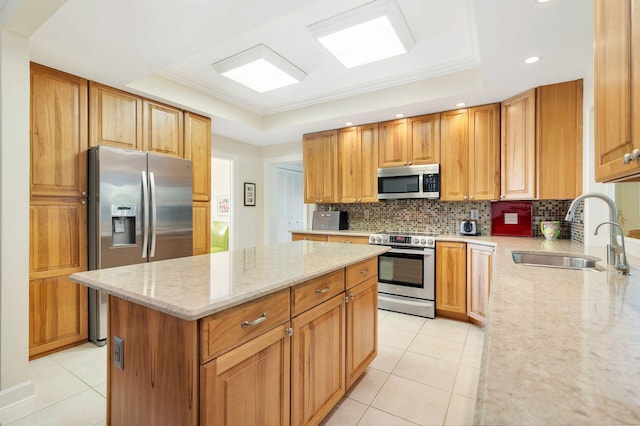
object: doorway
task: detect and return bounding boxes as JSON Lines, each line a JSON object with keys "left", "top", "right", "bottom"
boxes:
{"left": 212, "top": 157, "right": 232, "bottom": 250}
{"left": 266, "top": 162, "right": 304, "bottom": 244}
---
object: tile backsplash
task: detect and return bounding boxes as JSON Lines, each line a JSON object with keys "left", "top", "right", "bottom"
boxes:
{"left": 318, "top": 199, "right": 584, "bottom": 244}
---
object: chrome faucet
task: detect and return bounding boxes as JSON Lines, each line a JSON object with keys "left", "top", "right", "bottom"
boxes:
{"left": 565, "top": 193, "right": 618, "bottom": 266}
{"left": 595, "top": 221, "right": 630, "bottom": 274}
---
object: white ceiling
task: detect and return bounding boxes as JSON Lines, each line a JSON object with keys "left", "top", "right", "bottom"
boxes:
{"left": 24, "top": 0, "right": 593, "bottom": 146}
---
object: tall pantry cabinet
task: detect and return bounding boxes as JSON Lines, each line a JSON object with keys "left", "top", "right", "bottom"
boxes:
{"left": 29, "top": 63, "right": 212, "bottom": 357}
{"left": 30, "top": 64, "right": 89, "bottom": 358}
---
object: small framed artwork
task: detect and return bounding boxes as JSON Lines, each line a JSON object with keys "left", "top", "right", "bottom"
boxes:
{"left": 244, "top": 182, "right": 256, "bottom": 207}
{"left": 217, "top": 195, "right": 230, "bottom": 215}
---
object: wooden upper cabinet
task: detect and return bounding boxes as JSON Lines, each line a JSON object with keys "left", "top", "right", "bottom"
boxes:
{"left": 30, "top": 63, "right": 88, "bottom": 197}
{"left": 142, "top": 99, "right": 184, "bottom": 158}
{"left": 303, "top": 130, "right": 339, "bottom": 204}
{"left": 501, "top": 89, "right": 536, "bottom": 200}
{"left": 537, "top": 80, "right": 583, "bottom": 199}
{"left": 89, "top": 82, "right": 142, "bottom": 150}
{"left": 469, "top": 104, "right": 500, "bottom": 201}
{"left": 594, "top": 0, "right": 640, "bottom": 182}
{"left": 408, "top": 113, "right": 440, "bottom": 165}
{"left": 378, "top": 118, "right": 408, "bottom": 168}
{"left": 184, "top": 112, "right": 212, "bottom": 201}
{"left": 338, "top": 124, "right": 378, "bottom": 203}
{"left": 440, "top": 109, "right": 469, "bottom": 201}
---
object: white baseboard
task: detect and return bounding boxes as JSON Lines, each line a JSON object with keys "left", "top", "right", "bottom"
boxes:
{"left": 0, "top": 380, "right": 34, "bottom": 410}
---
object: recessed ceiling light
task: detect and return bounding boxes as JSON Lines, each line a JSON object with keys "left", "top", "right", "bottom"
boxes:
{"left": 212, "top": 44, "right": 306, "bottom": 93}
{"left": 308, "top": 0, "right": 415, "bottom": 69}
{"left": 536, "top": 0, "right": 552, "bottom": 3}
{"left": 456, "top": 102, "right": 466, "bottom": 107}
{"left": 395, "top": 113, "right": 404, "bottom": 118}
{"left": 524, "top": 56, "right": 541, "bottom": 64}
{"left": 345, "top": 122, "right": 353, "bottom": 126}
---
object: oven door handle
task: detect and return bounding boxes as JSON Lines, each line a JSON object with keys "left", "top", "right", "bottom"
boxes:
{"left": 387, "top": 248, "right": 433, "bottom": 256}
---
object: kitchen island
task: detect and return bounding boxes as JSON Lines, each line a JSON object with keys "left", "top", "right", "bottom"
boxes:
{"left": 71, "top": 240, "right": 388, "bottom": 425}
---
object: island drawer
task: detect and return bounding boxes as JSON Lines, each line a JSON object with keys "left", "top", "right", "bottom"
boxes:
{"left": 291, "top": 269, "right": 345, "bottom": 316}
{"left": 200, "top": 288, "right": 290, "bottom": 363}
{"left": 346, "top": 257, "right": 378, "bottom": 289}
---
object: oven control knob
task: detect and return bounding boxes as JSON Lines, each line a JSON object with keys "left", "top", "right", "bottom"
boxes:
{"left": 412, "top": 238, "right": 419, "bottom": 245}
{"left": 376, "top": 237, "right": 382, "bottom": 243}
{"left": 426, "top": 238, "right": 434, "bottom": 246}
{"left": 369, "top": 236, "right": 375, "bottom": 243}
{"left": 420, "top": 238, "right": 427, "bottom": 245}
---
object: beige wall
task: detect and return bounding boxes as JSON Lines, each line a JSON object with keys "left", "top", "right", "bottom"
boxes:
{"left": 0, "top": 28, "right": 33, "bottom": 407}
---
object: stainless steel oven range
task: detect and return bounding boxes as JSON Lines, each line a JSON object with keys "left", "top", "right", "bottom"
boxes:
{"left": 369, "top": 231, "right": 436, "bottom": 318}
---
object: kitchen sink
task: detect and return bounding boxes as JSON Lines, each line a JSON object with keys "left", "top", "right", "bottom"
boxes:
{"left": 511, "top": 250, "right": 603, "bottom": 271}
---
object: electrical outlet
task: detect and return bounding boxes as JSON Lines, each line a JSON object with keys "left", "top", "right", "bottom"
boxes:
{"left": 114, "top": 336, "right": 124, "bottom": 370}
{"left": 470, "top": 209, "right": 479, "bottom": 220}
{"left": 364, "top": 209, "right": 370, "bottom": 219}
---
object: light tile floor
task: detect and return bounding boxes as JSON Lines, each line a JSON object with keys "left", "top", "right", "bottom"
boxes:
{"left": 0, "top": 310, "right": 483, "bottom": 426}
{"left": 322, "top": 311, "right": 485, "bottom": 426}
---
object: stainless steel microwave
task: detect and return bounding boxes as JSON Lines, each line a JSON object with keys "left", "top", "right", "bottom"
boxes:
{"left": 377, "top": 164, "right": 440, "bottom": 200}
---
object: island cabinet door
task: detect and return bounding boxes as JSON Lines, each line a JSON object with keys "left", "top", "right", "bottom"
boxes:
{"left": 345, "top": 276, "right": 378, "bottom": 389}
{"left": 291, "top": 293, "right": 346, "bottom": 426}
{"left": 200, "top": 324, "right": 292, "bottom": 426}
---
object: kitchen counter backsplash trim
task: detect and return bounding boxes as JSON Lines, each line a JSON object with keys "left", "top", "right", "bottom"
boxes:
{"left": 319, "top": 199, "right": 582, "bottom": 242}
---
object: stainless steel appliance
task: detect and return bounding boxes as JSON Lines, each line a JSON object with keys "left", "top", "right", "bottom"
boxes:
{"left": 312, "top": 211, "right": 348, "bottom": 230}
{"left": 377, "top": 164, "right": 440, "bottom": 200}
{"left": 460, "top": 219, "right": 479, "bottom": 236}
{"left": 369, "top": 231, "right": 436, "bottom": 318}
{"left": 88, "top": 146, "right": 193, "bottom": 345}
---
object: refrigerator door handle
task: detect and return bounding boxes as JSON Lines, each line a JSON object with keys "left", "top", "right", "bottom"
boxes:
{"left": 149, "top": 171, "right": 157, "bottom": 258}
{"left": 141, "top": 171, "right": 149, "bottom": 258}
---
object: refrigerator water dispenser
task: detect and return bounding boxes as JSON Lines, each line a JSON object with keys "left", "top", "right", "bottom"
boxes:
{"left": 110, "top": 203, "right": 137, "bottom": 246}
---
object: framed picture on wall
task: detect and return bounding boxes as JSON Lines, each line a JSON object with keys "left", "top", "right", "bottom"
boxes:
{"left": 217, "top": 195, "right": 230, "bottom": 215}
{"left": 244, "top": 182, "right": 256, "bottom": 207}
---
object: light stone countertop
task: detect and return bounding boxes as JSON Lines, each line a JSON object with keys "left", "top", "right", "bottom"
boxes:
{"left": 70, "top": 241, "right": 388, "bottom": 321}
{"left": 471, "top": 236, "right": 640, "bottom": 425}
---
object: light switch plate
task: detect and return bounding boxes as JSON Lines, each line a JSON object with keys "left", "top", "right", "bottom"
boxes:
{"left": 470, "top": 209, "right": 479, "bottom": 220}
{"left": 114, "top": 336, "right": 124, "bottom": 370}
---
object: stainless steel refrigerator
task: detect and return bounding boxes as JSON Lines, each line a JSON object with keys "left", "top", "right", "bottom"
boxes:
{"left": 88, "top": 146, "right": 193, "bottom": 345}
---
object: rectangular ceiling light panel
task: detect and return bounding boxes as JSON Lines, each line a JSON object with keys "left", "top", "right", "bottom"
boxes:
{"left": 213, "top": 44, "right": 306, "bottom": 93}
{"left": 308, "top": 0, "right": 415, "bottom": 69}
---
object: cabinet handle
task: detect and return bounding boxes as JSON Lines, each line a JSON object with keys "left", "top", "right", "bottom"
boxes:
{"left": 623, "top": 153, "right": 632, "bottom": 165}
{"left": 349, "top": 293, "right": 355, "bottom": 299}
{"left": 469, "top": 195, "right": 474, "bottom": 200}
{"left": 342, "top": 240, "right": 352, "bottom": 244}
{"left": 499, "top": 194, "right": 505, "bottom": 199}
{"left": 81, "top": 200, "right": 87, "bottom": 205}
{"left": 241, "top": 312, "right": 267, "bottom": 328}
{"left": 633, "top": 149, "right": 640, "bottom": 161}
{"left": 344, "top": 296, "right": 350, "bottom": 303}
{"left": 315, "top": 286, "right": 330, "bottom": 294}
{"left": 359, "top": 268, "right": 369, "bottom": 275}
{"left": 463, "top": 195, "right": 468, "bottom": 200}
{"left": 285, "top": 327, "right": 293, "bottom": 336}
{"left": 408, "top": 162, "right": 412, "bottom": 165}
{"left": 81, "top": 191, "right": 87, "bottom": 196}
{"left": 303, "top": 237, "right": 311, "bottom": 241}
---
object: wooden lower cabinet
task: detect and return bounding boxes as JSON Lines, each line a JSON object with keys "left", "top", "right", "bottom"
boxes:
{"left": 327, "top": 235, "right": 369, "bottom": 245}
{"left": 291, "top": 293, "right": 346, "bottom": 426}
{"left": 435, "top": 241, "right": 467, "bottom": 316}
{"left": 346, "top": 277, "right": 378, "bottom": 388}
{"left": 467, "top": 244, "right": 494, "bottom": 325}
{"left": 193, "top": 201, "right": 211, "bottom": 255}
{"left": 29, "top": 275, "right": 88, "bottom": 358}
{"left": 291, "top": 233, "right": 328, "bottom": 242}
{"left": 200, "top": 324, "right": 291, "bottom": 426}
